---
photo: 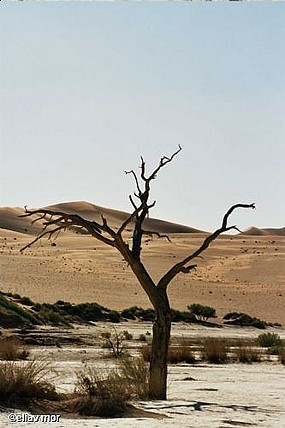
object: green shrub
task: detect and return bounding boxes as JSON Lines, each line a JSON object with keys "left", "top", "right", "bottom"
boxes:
{"left": 108, "top": 310, "right": 121, "bottom": 323}
{"left": 223, "top": 312, "right": 266, "bottom": 329}
{"left": 257, "top": 332, "right": 281, "bottom": 348}
{"left": 38, "top": 307, "right": 68, "bottom": 325}
{"left": 171, "top": 309, "right": 196, "bottom": 323}
{"left": 0, "top": 294, "right": 40, "bottom": 327}
{"left": 18, "top": 296, "right": 34, "bottom": 306}
{"left": 120, "top": 306, "right": 155, "bottom": 321}
{"left": 188, "top": 304, "right": 216, "bottom": 322}
{"left": 121, "top": 307, "right": 136, "bottom": 320}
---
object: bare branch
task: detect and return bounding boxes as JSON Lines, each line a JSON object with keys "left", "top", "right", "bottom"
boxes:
{"left": 125, "top": 169, "right": 142, "bottom": 196}
{"left": 148, "top": 145, "right": 182, "bottom": 181}
{"left": 20, "top": 207, "right": 117, "bottom": 251}
{"left": 20, "top": 225, "right": 64, "bottom": 252}
{"left": 157, "top": 203, "right": 255, "bottom": 290}
{"left": 128, "top": 146, "right": 182, "bottom": 260}
{"left": 180, "top": 264, "right": 197, "bottom": 274}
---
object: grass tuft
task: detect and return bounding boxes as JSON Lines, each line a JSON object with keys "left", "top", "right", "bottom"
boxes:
{"left": 0, "top": 360, "right": 58, "bottom": 406}
{"left": 201, "top": 338, "right": 228, "bottom": 364}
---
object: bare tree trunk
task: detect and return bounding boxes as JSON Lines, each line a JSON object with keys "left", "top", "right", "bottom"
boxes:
{"left": 20, "top": 146, "right": 255, "bottom": 402}
{"left": 149, "top": 293, "right": 171, "bottom": 400}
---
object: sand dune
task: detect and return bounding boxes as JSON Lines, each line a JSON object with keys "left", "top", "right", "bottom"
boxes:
{"left": 0, "top": 207, "right": 41, "bottom": 235}
{"left": 0, "top": 201, "right": 284, "bottom": 325}
{"left": 1, "top": 201, "right": 283, "bottom": 237}
{"left": 0, "top": 201, "right": 204, "bottom": 235}
{"left": 241, "top": 226, "right": 285, "bottom": 236}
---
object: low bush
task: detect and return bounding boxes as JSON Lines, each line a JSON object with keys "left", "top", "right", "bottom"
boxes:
{"left": 108, "top": 310, "right": 121, "bottom": 323}
{"left": 120, "top": 306, "right": 155, "bottom": 321}
{"left": 138, "top": 334, "right": 147, "bottom": 342}
{"left": 0, "top": 294, "right": 40, "bottom": 327}
{"left": 201, "top": 338, "right": 228, "bottom": 364}
{"left": 100, "top": 328, "right": 128, "bottom": 358}
{"left": 122, "top": 330, "right": 133, "bottom": 340}
{"left": 37, "top": 307, "right": 68, "bottom": 326}
{"left": 118, "top": 357, "right": 149, "bottom": 399}
{"left": 0, "top": 336, "right": 30, "bottom": 361}
{"left": 0, "top": 360, "right": 58, "bottom": 406}
{"left": 18, "top": 296, "right": 34, "bottom": 306}
{"left": 223, "top": 312, "right": 266, "bottom": 329}
{"left": 74, "top": 366, "right": 130, "bottom": 417}
{"left": 170, "top": 309, "right": 196, "bottom": 323}
{"left": 188, "top": 304, "right": 216, "bottom": 322}
{"left": 257, "top": 332, "right": 281, "bottom": 348}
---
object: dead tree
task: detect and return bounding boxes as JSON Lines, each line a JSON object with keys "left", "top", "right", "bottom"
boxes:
{"left": 20, "top": 146, "right": 255, "bottom": 400}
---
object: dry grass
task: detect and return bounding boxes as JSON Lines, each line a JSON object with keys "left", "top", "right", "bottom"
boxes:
{"left": 168, "top": 343, "right": 196, "bottom": 364}
{"left": 234, "top": 346, "right": 262, "bottom": 363}
{"left": 74, "top": 356, "right": 150, "bottom": 416}
{"left": 0, "top": 359, "right": 58, "bottom": 406}
{"left": 0, "top": 336, "right": 30, "bottom": 361}
{"left": 140, "top": 344, "right": 152, "bottom": 362}
{"left": 141, "top": 340, "right": 196, "bottom": 364}
{"left": 118, "top": 357, "right": 149, "bottom": 399}
{"left": 201, "top": 338, "right": 228, "bottom": 364}
{"left": 74, "top": 366, "right": 131, "bottom": 417}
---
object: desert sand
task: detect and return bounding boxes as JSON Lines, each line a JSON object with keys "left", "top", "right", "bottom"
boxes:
{"left": 0, "top": 202, "right": 284, "bottom": 325}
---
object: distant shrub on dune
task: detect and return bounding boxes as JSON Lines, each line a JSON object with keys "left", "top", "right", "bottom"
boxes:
{"left": 187, "top": 304, "right": 216, "bottom": 322}
{"left": 223, "top": 312, "right": 267, "bottom": 329}
{"left": 121, "top": 306, "right": 155, "bottom": 321}
{"left": 0, "top": 293, "right": 40, "bottom": 328}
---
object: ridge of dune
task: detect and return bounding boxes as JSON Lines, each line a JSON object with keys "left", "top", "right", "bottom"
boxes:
{"left": 1, "top": 202, "right": 283, "bottom": 236}
{"left": 0, "top": 201, "right": 204, "bottom": 235}
{"left": 240, "top": 226, "right": 285, "bottom": 237}
{"left": 45, "top": 201, "right": 205, "bottom": 234}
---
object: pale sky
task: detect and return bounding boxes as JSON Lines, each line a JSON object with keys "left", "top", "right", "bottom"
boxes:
{"left": 1, "top": 3, "right": 284, "bottom": 231}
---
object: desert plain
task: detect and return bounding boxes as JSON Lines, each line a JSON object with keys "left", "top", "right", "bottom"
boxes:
{"left": 0, "top": 202, "right": 284, "bottom": 427}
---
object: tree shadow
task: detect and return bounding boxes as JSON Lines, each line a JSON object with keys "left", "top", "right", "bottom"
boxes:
{"left": 146, "top": 400, "right": 274, "bottom": 415}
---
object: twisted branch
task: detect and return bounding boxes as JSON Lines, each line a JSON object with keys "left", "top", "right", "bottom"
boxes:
{"left": 157, "top": 203, "right": 255, "bottom": 290}
{"left": 20, "top": 207, "right": 116, "bottom": 251}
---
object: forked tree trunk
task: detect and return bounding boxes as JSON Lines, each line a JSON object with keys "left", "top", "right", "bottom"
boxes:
{"left": 149, "top": 294, "right": 172, "bottom": 400}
